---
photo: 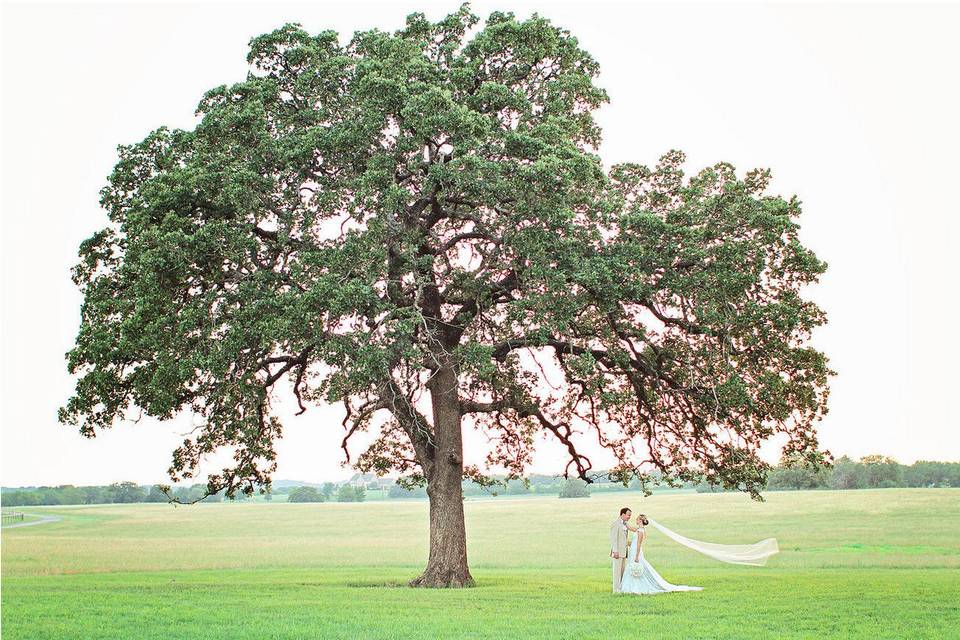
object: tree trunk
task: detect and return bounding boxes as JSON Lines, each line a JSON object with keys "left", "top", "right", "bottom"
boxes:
{"left": 409, "top": 361, "right": 475, "bottom": 588}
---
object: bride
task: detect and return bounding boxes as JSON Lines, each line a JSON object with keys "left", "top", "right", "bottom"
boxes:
{"left": 618, "top": 513, "right": 779, "bottom": 595}
{"left": 619, "top": 514, "right": 702, "bottom": 594}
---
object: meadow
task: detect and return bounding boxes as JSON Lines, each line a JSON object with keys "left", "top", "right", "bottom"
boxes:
{"left": 2, "top": 489, "right": 958, "bottom": 639}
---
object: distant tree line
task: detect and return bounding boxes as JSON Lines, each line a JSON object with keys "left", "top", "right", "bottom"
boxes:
{"left": 387, "top": 474, "right": 635, "bottom": 499}
{"left": 385, "top": 456, "right": 960, "bottom": 499}
{"left": 0, "top": 482, "right": 223, "bottom": 507}
{"left": 0, "top": 480, "right": 372, "bottom": 507}
{"left": 287, "top": 484, "right": 366, "bottom": 503}
{"left": 696, "top": 455, "right": 960, "bottom": 493}
{"left": 4, "top": 456, "right": 956, "bottom": 507}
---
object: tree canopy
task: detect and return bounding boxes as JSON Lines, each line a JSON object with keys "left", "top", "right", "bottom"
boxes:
{"left": 61, "top": 6, "right": 832, "bottom": 584}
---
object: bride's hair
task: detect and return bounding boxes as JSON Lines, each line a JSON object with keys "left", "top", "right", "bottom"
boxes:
{"left": 636, "top": 514, "right": 649, "bottom": 526}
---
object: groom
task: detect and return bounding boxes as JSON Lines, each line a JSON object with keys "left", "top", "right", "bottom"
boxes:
{"left": 610, "top": 507, "right": 632, "bottom": 593}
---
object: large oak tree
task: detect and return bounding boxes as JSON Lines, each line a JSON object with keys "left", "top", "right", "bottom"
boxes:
{"left": 61, "top": 5, "right": 833, "bottom": 587}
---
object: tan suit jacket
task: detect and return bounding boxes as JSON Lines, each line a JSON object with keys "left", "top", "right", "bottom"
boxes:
{"left": 610, "top": 517, "right": 629, "bottom": 592}
{"left": 610, "top": 518, "right": 628, "bottom": 557}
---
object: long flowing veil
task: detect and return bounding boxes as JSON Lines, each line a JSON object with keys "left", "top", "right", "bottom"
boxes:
{"left": 648, "top": 519, "right": 779, "bottom": 566}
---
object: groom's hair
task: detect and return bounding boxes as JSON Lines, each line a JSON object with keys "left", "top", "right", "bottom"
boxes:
{"left": 619, "top": 507, "right": 631, "bottom": 515}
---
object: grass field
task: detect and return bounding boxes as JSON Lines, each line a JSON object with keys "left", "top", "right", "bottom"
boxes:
{"left": 2, "top": 489, "right": 958, "bottom": 639}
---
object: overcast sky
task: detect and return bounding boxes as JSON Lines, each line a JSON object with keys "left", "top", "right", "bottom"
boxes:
{"left": 2, "top": 1, "right": 958, "bottom": 487}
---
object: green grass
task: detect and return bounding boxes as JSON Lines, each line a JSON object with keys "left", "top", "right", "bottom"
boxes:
{"left": 3, "top": 489, "right": 959, "bottom": 639}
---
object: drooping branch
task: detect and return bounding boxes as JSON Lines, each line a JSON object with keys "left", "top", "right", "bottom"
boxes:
{"left": 341, "top": 396, "right": 390, "bottom": 462}
{"left": 384, "top": 379, "right": 437, "bottom": 472}
{"left": 460, "top": 397, "right": 593, "bottom": 481}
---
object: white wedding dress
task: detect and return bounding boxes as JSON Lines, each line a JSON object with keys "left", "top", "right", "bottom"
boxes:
{"left": 616, "top": 520, "right": 778, "bottom": 594}
{"left": 618, "top": 527, "right": 703, "bottom": 594}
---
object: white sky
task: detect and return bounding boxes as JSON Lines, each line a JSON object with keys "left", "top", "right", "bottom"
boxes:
{"left": 2, "top": 1, "right": 958, "bottom": 487}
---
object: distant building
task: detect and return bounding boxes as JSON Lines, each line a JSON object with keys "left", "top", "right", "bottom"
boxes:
{"left": 346, "top": 473, "right": 394, "bottom": 490}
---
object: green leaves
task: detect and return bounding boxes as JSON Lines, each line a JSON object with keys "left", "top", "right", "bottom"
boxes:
{"left": 61, "top": 7, "right": 831, "bottom": 501}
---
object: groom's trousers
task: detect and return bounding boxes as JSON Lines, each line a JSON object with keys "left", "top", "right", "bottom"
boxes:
{"left": 612, "top": 556, "right": 627, "bottom": 593}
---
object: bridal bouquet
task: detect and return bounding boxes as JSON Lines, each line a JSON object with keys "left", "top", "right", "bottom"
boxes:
{"left": 628, "top": 561, "right": 643, "bottom": 578}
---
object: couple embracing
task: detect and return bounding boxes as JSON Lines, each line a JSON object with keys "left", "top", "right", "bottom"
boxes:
{"left": 610, "top": 506, "right": 702, "bottom": 594}
{"left": 608, "top": 506, "right": 781, "bottom": 594}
